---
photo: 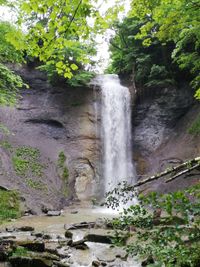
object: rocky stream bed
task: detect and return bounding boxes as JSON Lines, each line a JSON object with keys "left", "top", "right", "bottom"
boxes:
{"left": 0, "top": 207, "right": 140, "bottom": 267}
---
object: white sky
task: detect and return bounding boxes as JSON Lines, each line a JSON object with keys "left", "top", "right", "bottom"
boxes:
{"left": 0, "top": 0, "right": 130, "bottom": 73}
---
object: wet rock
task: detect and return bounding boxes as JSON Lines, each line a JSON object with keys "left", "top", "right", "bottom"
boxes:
{"left": 17, "top": 226, "right": 35, "bottom": 232}
{"left": 0, "top": 236, "right": 16, "bottom": 240}
{"left": 47, "top": 211, "right": 61, "bottom": 217}
{"left": 74, "top": 243, "right": 89, "bottom": 250}
{"left": 84, "top": 234, "right": 112, "bottom": 244}
{"left": 16, "top": 241, "right": 45, "bottom": 252}
{"left": 64, "top": 231, "right": 73, "bottom": 239}
{"left": 43, "top": 234, "right": 52, "bottom": 240}
{"left": 92, "top": 260, "right": 101, "bottom": 266}
{"left": 9, "top": 256, "right": 53, "bottom": 267}
{"left": 45, "top": 243, "right": 58, "bottom": 255}
{"left": 31, "top": 232, "right": 43, "bottom": 238}
{"left": 64, "top": 221, "right": 95, "bottom": 230}
{"left": 68, "top": 238, "right": 87, "bottom": 248}
{"left": 70, "top": 210, "right": 78, "bottom": 214}
{"left": 94, "top": 218, "right": 107, "bottom": 229}
{"left": 5, "top": 228, "right": 15, "bottom": 233}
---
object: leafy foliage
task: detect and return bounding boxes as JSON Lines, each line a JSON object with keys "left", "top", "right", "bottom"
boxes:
{"left": 6, "top": 0, "right": 121, "bottom": 80}
{"left": 0, "top": 63, "right": 24, "bottom": 106}
{"left": 107, "top": 17, "right": 179, "bottom": 89}
{"left": 126, "top": 0, "right": 200, "bottom": 97}
{"left": 107, "top": 183, "right": 200, "bottom": 267}
{"left": 0, "top": 189, "right": 20, "bottom": 223}
{"left": 0, "top": 21, "right": 24, "bottom": 63}
{"left": 0, "top": 21, "right": 26, "bottom": 105}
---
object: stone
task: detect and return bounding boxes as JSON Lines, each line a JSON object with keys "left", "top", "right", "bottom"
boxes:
{"left": 74, "top": 244, "right": 88, "bottom": 250}
{"left": 94, "top": 218, "right": 107, "bottom": 229}
{"left": 92, "top": 260, "right": 101, "bottom": 266}
{"left": 32, "top": 232, "right": 43, "bottom": 238}
{"left": 16, "top": 241, "right": 45, "bottom": 252}
{"left": 70, "top": 210, "right": 78, "bottom": 214}
{"left": 64, "top": 221, "right": 95, "bottom": 230}
{"left": 68, "top": 238, "right": 87, "bottom": 248}
{"left": 43, "top": 234, "right": 52, "bottom": 240}
{"left": 47, "top": 211, "right": 61, "bottom": 217}
{"left": 5, "top": 227, "right": 15, "bottom": 233}
{"left": 1, "top": 236, "right": 16, "bottom": 240}
{"left": 84, "top": 234, "right": 112, "bottom": 244}
{"left": 17, "top": 226, "right": 35, "bottom": 232}
{"left": 64, "top": 231, "right": 73, "bottom": 239}
{"left": 9, "top": 256, "right": 53, "bottom": 267}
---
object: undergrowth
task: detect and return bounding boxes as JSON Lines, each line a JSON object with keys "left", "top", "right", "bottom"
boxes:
{"left": 0, "top": 189, "right": 20, "bottom": 224}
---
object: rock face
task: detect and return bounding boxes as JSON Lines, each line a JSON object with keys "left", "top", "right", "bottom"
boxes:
{"left": 132, "top": 85, "right": 200, "bottom": 192}
{"left": 0, "top": 66, "right": 101, "bottom": 213}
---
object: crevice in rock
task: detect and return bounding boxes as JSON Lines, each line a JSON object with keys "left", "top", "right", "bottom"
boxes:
{"left": 25, "top": 119, "right": 64, "bottom": 128}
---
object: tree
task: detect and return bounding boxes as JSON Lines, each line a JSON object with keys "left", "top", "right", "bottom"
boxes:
{"left": 0, "top": 21, "right": 25, "bottom": 105}
{"left": 107, "top": 17, "right": 180, "bottom": 89}
{"left": 127, "top": 0, "right": 200, "bottom": 98}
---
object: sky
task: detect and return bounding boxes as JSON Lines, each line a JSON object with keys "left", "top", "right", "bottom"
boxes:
{"left": 0, "top": 0, "right": 131, "bottom": 73}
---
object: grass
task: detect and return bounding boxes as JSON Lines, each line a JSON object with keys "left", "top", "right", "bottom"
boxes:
{"left": 0, "top": 189, "right": 20, "bottom": 224}
{"left": 188, "top": 115, "right": 200, "bottom": 135}
{"left": 0, "top": 140, "right": 13, "bottom": 150}
{"left": 12, "top": 146, "right": 44, "bottom": 177}
{"left": 25, "top": 178, "right": 47, "bottom": 191}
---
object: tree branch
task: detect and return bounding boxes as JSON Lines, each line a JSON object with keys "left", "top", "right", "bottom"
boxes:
{"left": 126, "top": 157, "right": 200, "bottom": 190}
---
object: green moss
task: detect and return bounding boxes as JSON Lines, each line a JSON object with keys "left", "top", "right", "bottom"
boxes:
{"left": 0, "top": 140, "right": 13, "bottom": 150}
{"left": 12, "top": 247, "right": 28, "bottom": 257}
{"left": 57, "top": 152, "right": 69, "bottom": 196}
{"left": 12, "top": 146, "right": 43, "bottom": 177}
{"left": 0, "top": 189, "right": 20, "bottom": 224}
{"left": 25, "top": 178, "right": 47, "bottom": 190}
{"left": 62, "top": 167, "right": 69, "bottom": 180}
{"left": 0, "top": 123, "right": 10, "bottom": 135}
{"left": 57, "top": 151, "right": 66, "bottom": 168}
{"left": 188, "top": 115, "right": 200, "bottom": 135}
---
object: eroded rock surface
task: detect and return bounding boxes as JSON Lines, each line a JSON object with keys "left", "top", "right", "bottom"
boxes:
{"left": 0, "top": 66, "right": 101, "bottom": 213}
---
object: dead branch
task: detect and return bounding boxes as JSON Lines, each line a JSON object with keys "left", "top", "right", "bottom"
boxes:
{"left": 127, "top": 157, "right": 200, "bottom": 190}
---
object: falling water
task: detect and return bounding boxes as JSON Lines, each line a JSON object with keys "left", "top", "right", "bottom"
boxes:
{"left": 98, "top": 74, "right": 136, "bottom": 193}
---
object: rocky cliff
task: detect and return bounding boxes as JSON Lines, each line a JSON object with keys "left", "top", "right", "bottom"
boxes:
{"left": 0, "top": 66, "right": 199, "bottom": 213}
{"left": 0, "top": 66, "right": 101, "bottom": 214}
{"left": 132, "top": 85, "right": 200, "bottom": 193}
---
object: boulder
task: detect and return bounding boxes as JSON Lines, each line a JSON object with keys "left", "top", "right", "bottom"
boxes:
{"left": 84, "top": 234, "right": 112, "bottom": 244}
{"left": 17, "top": 226, "right": 35, "bottom": 232}
{"left": 9, "top": 256, "right": 53, "bottom": 267}
{"left": 16, "top": 241, "right": 45, "bottom": 252}
{"left": 47, "top": 211, "right": 61, "bottom": 217}
{"left": 64, "top": 231, "right": 73, "bottom": 239}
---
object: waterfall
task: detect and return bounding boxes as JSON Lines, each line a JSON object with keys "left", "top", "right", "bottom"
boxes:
{"left": 98, "top": 74, "right": 136, "bottom": 193}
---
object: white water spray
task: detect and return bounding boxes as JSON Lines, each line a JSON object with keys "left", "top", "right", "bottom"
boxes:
{"left": 98, "top": 74, "right": 136, "bottom": 193}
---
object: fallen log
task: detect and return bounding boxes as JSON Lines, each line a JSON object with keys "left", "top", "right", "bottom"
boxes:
{"left": 126, "top": 156, "right": 200, "bottom": 191}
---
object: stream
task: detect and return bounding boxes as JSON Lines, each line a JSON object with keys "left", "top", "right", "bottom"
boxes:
{"left": 0, "top": 206, "right": 141, "bottom": 267}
